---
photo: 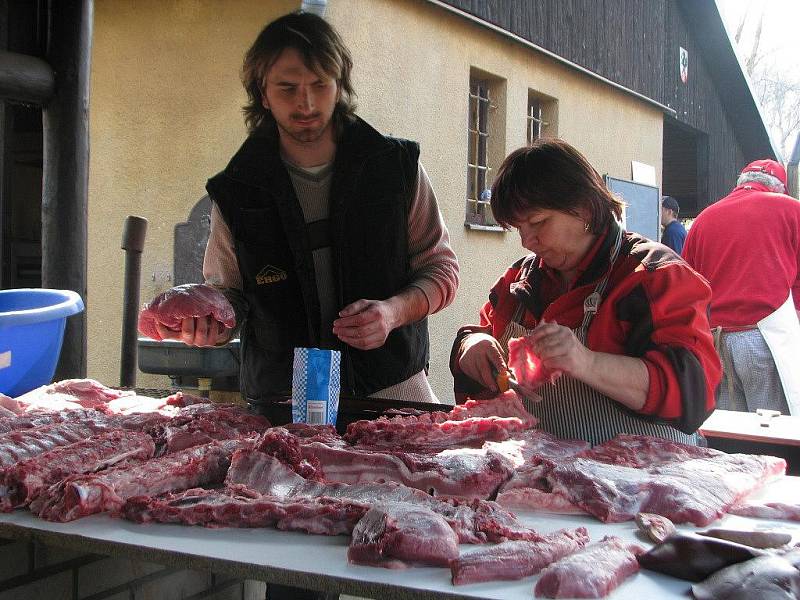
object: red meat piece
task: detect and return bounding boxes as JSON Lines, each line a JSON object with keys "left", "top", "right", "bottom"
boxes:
{"left": 508, "top": 335, "right": 561, "bottom": 389}
{"left": 138, "top": 284, "right": 235, "bottom": 340}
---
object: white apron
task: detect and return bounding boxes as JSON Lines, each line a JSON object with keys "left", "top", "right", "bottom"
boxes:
{"left": 757, "top": 292, "right": 800, "bottom": 415}
{"left": 499, "top": 229, "right": 699, "bottom": 446}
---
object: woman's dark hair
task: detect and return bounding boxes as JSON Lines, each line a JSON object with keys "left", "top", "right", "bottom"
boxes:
{"left": 241, "top": 11, "right": 357, "bottom": 134}
{"left": 490, "top": 138, "right": 624, "bottom": 233}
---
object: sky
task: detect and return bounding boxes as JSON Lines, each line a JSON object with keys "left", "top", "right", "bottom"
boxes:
{"left": 716, "top": 0, "right": 800, "bottom": 158}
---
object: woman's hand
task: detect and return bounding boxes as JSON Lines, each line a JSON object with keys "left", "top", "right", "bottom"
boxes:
{"left": 528, "top": 321, "right": 593, "bottom": 377}
{"left": 458, "top": 333, "right": 506, "bottom": 391}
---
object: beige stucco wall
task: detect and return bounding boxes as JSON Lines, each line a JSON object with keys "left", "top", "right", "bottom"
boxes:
{"left": 328, "top": 0, "right": 663, "bottom": 401}
{"left": 88, "top": 0, "right": 662, "bottom": 402}
{"left": 88, "top": 0, "right": 298, "bottom": 388}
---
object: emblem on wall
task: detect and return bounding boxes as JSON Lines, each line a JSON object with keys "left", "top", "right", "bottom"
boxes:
{"left": 680, "top": 47, "right": 689, "bottom": 84}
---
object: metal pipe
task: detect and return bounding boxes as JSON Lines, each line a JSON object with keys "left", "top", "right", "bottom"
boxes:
{"left": 788, "top": 133, "right": 800, "bottom": 200}
{"left": 0, "top": 50, "right": 55, "bottom": 104}
{"left": 120, "top": 216, "right": 148, "bottom": 388}
{"left": 43, "top": 0, "right": 93, "bottom": 381}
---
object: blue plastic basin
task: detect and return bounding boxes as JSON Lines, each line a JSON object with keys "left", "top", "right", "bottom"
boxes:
{"left": 0, "top": 288, "right": 85, "bottom": 397}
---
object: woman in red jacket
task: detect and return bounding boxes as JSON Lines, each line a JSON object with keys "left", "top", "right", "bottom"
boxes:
{"left": 451, "top": 139, "right": 720, "bottom": 445}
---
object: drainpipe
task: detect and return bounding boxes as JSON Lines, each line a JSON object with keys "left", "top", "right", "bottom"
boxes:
{"left": 301, "top": 0, "right": 327, "bottom": 16}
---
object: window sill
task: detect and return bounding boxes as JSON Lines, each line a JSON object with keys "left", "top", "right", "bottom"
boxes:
{"left": 464, "top": 222, "right": 506, "bottom": 232}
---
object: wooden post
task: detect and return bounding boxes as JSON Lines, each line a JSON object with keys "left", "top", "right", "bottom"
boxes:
{"left": 42, "top": 0, "right": 93, "bottom": 380}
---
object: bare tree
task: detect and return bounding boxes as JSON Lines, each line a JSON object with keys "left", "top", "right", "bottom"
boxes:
{"left": 733, "top": 6, "right": 800, "bottom": 159}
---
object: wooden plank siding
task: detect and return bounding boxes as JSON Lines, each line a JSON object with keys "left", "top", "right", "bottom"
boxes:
{"left": 439, "top": 0, "right": 759, "bottom": 212}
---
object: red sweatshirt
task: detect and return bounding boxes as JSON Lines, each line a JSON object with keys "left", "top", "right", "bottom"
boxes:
{"left": 682, "top": 183, "right": 800, "bottom": 328}
{"left": 451, "top": 226, "right": 720, "bottom": 434}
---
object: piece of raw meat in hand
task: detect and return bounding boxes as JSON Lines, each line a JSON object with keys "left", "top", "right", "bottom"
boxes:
{"left": 507, "top": 335, "right": 561, "bottom": 391}
{"left": 138, "top": 283, "right": 235, "bottom": 341}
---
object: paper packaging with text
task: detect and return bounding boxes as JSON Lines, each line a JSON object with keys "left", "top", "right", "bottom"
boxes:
{"left": 292, "top": 347, "right": 341, "bottom": 425}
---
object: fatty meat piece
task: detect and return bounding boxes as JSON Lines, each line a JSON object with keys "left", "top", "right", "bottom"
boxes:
{"left": 5, "top": 378, "right": 134, "bottom": 414}
{"left": 138, "top": 283, "right": 235, "bottom": 340}
{"left": 225, "top": 445, "right": 539, "bottom": 544}
{"left": 534, "top": 535, "right": 644, "bottom": 598}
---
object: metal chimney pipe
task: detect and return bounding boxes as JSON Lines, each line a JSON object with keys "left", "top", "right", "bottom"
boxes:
{"left": 120, "top": 215, "right": 148, "bottom": 388}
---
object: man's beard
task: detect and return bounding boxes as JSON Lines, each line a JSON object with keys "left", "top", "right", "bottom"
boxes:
{"left": 276, "top": 113, "right": 332, "bottom": 144}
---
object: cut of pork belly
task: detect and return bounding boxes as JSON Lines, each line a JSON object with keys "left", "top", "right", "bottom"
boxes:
{"left": 450, "top": 527, "right": 590, "bottom": 585}
{"left": 0, "top": 419, "right": 118, "bottom": 467}
{"left": 124, "top": 488, "right": 367, "bottom": 535}
{"left": 225, "top": 447, "right": 539, "bottom": 544}
{"left": 348, "top": 503, "right": 459, "bottom": 568}
{"left": 507, "top": 335, "right": 560, "bottom": 389}
{"left": 138, "top": 283, "right": 235, "bottom": 340}
{"left": 33, "top": 438, "right": 249, "bottom": 522}
{"left": 484, "top": 428, "right": 590, "bottom": 467}
{"left": 534, "top": 536, "right": 644, "bottom": 598}
{"left": 299, "top": 441, "right": 513, "bottom": 500}
{"left": 547, "top": 452, "right": 786, "bottom": 526}
{"left": 0, "top": 429, "right": 155, "bottom": 510}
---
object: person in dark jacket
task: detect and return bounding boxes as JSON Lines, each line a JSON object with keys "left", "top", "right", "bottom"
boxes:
{"left": 142, "top": 10, "right": 458, "bottom": 600}
{"left": 660, "top": 195, "right": 687, "bottom": 254}
{"left": 451, "top": 139, "right": 720, "bottom": 446}
{"left": 147, "top": 12, "right": 458, "bottom": 409}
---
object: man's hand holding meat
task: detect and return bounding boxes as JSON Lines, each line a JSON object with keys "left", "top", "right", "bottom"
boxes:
{"left": 155, "top": 316, "right": 230, "bottom": 348}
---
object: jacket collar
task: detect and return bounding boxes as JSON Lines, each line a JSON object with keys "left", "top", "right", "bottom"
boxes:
{"left": 222, "top": 116, "right": 394, "bottom": 189}
{"left": 511, "top": 219, "right": 622, "bottom": 316}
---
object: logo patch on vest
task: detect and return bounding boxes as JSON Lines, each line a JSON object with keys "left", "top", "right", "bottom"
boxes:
{"left": 256, "top": 265, "right": 288, "bottom": 285}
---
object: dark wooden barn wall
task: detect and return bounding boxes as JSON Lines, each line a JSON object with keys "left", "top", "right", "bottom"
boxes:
{"left": 439, "top": 0, "right": 752, "bottom": 211}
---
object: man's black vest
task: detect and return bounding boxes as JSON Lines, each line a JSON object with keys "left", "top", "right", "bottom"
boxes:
{"left": 206, "top": 117, "right": 429, "bottom": 405}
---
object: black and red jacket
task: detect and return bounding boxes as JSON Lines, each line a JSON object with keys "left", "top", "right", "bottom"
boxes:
{"left": 451, "top": 223, "right": 721, "bottom": 434}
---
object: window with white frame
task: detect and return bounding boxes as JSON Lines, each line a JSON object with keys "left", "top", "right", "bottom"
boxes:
{"left": 465, "top": 70, "right": 506, "bottom": 230}
{"left": 527, "top": 89, "right": 558, "bottom": 145}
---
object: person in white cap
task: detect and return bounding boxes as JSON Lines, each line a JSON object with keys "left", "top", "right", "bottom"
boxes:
{"left": 683, "top": 159, "right": 800, "bottom": 415}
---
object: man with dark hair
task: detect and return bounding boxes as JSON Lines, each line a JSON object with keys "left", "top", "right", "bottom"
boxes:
{"left": 152, "top": 11, "right": 459, "bottom": 408}
{"left": 683, "top": 159, "right": 800, "bottom": 416}
{"left": 660, "top": 195, "right": 686, "bottom": 254}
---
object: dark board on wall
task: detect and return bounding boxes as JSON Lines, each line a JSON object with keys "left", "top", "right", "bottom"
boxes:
{"left": 605, "top": 176, "right": 660, "bottom": 242}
